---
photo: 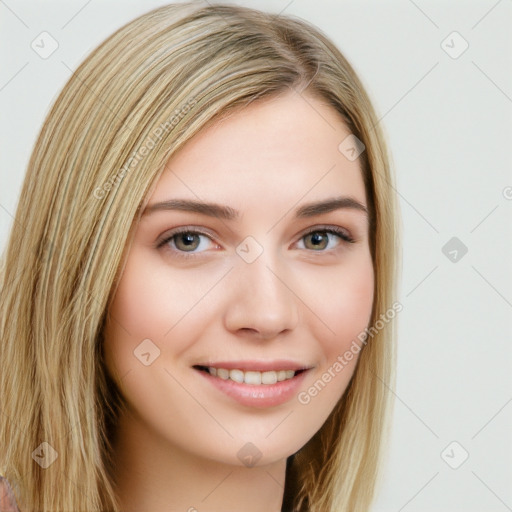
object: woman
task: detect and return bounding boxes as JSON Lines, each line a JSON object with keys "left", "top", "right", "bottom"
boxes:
{"left": 0, "top": 2, "right": 399, "bottom": 510}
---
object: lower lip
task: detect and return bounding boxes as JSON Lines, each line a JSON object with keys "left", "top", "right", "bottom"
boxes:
{"left": 195, "top": 368, "right": 309, "bottom": 408}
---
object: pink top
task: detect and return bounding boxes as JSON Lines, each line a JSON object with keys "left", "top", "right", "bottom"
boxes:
{"left": 0, "top": 477, "right": 20, "bottom": 512}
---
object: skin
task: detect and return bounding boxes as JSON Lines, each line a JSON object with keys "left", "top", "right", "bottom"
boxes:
{"left": 103, "top": 89, "right": 374, "bottom": 512}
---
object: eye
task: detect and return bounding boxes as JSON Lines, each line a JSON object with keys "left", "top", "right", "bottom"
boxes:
{"left": 297, "top": 226, "right": 355, "bottom": 251}
{"left": 157, "top": 228, "right": 218, "bottom": 257}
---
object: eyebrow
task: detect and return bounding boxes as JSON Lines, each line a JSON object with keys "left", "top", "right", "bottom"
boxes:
{"left": 142, "top": 196, "right": 368, "bottom": 220}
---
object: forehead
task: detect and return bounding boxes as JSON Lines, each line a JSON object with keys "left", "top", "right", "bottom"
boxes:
{"left": 150, "top": 91, "right": 367, "bottom": 212}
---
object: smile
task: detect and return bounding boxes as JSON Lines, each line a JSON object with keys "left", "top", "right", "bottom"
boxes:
{"left": 194, "top": 366, "right": 303, "bottom": 385}
{"left": 193, "top": 362, "right": 311, "bottom": 408}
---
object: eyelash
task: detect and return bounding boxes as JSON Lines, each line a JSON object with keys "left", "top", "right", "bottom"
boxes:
{"left": 156, "top": 225, "right": 356, "bottom": 260}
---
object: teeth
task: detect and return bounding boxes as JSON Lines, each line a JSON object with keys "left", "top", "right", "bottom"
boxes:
{"left": 207, "top": 367, "right": 298, "bottom": 385}
{"left": 261, "top": 371, "right": 277, "bottom": 385}
{"left": 244, "top": 371, "right": 261, "bottom": 385}
{"left": 229, "top": 369, "right": 244, "bottom": 383}
{"left": 216, "top": 368, "right": 230, "bottom": 380}
{"left": 277, "top": 370, "right": 287, "bottom": 381}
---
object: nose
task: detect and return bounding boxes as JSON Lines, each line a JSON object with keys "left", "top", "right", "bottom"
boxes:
{"left": 223, "top": 253, "right": 300, "bottom": 340}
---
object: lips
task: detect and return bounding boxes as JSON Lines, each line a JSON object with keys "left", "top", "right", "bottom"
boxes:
{"left": 193, "top": 360, "right": 312, "bottom": 408}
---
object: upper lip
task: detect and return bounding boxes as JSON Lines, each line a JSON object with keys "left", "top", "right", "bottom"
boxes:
{"left": 194, "top": 360, "right": 312, "bottom": 372}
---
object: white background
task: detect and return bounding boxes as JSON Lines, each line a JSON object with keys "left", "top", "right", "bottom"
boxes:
{"left": 1, "top": 1, "right": 511, "bottom": 510}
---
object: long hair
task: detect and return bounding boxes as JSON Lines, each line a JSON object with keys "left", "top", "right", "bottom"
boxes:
{"left": 0, "top": 2, "right": 399, "bottom": 510}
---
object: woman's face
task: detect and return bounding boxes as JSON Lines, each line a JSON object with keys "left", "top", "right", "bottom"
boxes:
{"left": 104, "top": 90, "right": 374, "bottom": 467}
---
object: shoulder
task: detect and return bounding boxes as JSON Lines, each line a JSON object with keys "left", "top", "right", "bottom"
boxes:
{"left": 0, "top": 476, "right": 20, "bottom": 512}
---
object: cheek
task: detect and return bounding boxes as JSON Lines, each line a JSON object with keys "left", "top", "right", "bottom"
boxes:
{"left": 109, "top": 255, "right": 173, "bottom": 336}
{"left": 103, "top": 254, "right": 173, "bottom": 381}
{"left": 106, "top": 252, "right": 203, "bottom": 350}
{"left": 285, "top": 254, "right": 374, "bottom": 441}
{"left": 102, "top": 254, "right": 195, "bottom": 426}
{"left": 308, "top": 255, "right": 374, "bottom": 360}
{"left": 103, "top": 250, "right": 220, "bottom": 387}
{"left": 298, "top": 257, "right": 373, "bottom": 417}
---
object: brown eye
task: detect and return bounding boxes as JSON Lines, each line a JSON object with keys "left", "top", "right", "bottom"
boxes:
{"left": 174, "top": 232, "right": 201, "bottom": 251}
{"left": 303, "top": 231, "right": 330, "bottom": 250}
{"left": 157, "top": 229, "right": 217, "bottom": 257}
{"left": 297, "top": 227, "right": 354, "bottom": 252}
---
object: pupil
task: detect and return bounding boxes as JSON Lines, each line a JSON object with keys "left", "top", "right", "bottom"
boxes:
{"left": 182, "top": 234, "right": 195, "bottom": 245}
{"left": 176, "top": 233, "right": 199, "bottom": 250}
{"left": 311, "top": 233, "right": 323, "bottom": 245}
{"left": 309, "top": 232, "right": 327, "bottom": 249}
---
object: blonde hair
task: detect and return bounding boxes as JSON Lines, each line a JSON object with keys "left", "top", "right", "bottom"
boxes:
{"left": 0, "top": 2, "right": 399, "bottom": 510}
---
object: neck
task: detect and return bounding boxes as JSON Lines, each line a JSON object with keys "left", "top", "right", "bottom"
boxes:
{"left": 111, "top": 408, "right": 287, "bottom": 512}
